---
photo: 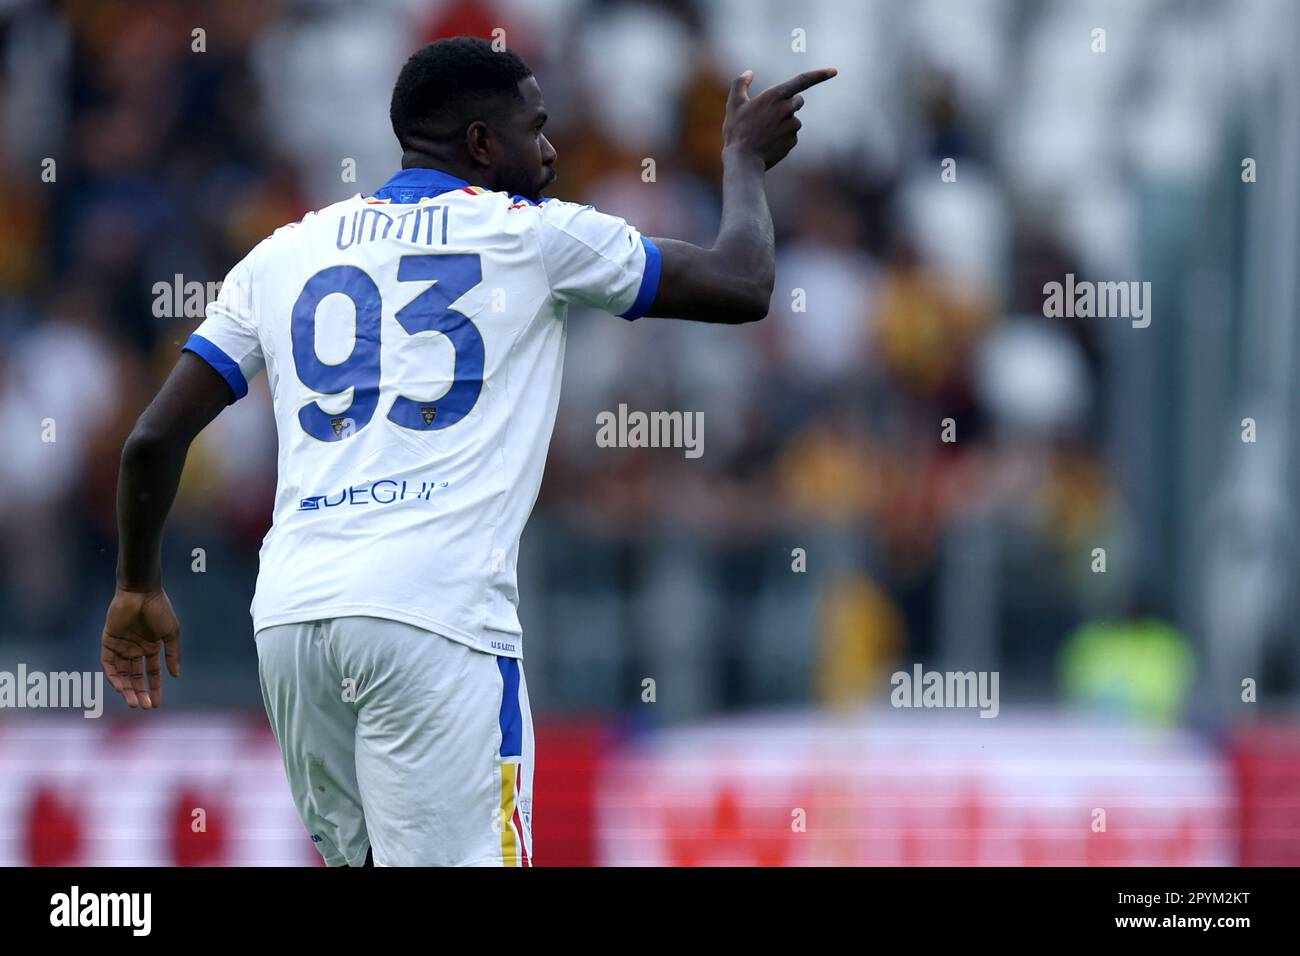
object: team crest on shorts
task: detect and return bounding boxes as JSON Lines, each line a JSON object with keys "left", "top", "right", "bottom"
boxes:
{"left": 331, "top": 416, "right": 348, "bottom": 437}
{"left": 420, "top": 405, "right": 437, "bottom": 425}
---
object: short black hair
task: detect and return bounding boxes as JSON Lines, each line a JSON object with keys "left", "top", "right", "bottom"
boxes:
{"left": 390, "top": 37, "right": 533, "bottom": 150}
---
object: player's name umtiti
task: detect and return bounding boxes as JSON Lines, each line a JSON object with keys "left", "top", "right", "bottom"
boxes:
{"left": 337, "top": 204, "right": 452, "bottom": 250}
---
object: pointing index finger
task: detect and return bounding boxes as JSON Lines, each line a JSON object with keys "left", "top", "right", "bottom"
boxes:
{"left": 769, "top": 67, "right": 838, "bottom": 99}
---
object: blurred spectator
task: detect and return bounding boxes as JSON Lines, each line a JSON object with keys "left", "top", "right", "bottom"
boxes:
{"left": 1060, "top": 605, "right": 1196, "bottom": 726}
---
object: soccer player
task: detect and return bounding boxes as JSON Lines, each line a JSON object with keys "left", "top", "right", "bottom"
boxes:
{"left": 101, "top": 36, "right": 835, "bottom": 867}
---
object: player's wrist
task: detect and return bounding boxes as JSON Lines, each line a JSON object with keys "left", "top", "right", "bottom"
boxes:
{"left": 721, "top": 144, "right": 766, "bottom": 172}
{"left": 116, "top": 567, "right": 162, "bottom": 593}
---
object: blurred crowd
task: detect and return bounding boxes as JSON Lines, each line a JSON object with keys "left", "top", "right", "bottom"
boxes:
{"left": 0, "top": 0, "right": 1288, "bottom": 718}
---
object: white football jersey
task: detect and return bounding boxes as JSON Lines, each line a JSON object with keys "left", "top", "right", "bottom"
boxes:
{"left": 185, "top": 168, "right": 661, "bottom": 657}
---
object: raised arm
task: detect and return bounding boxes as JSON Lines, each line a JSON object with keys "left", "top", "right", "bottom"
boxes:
{"left": 101, "top": 352, "right": 233, "bottom": 709}
{"left": 644, "top": 67, "right": 837, "bottom": 324}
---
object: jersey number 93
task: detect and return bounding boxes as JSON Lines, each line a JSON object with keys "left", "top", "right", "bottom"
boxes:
{"left": 291, "top": 253, "right": 484, "bottom": 441}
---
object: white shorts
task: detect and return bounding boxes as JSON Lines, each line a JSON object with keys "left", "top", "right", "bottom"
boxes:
{"left": 255, "top": 616, "right": 534, "bottom": 866}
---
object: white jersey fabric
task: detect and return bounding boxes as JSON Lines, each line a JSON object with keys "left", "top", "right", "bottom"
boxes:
{"left": 185, "top": 167, "right": 661, "bottom": 658}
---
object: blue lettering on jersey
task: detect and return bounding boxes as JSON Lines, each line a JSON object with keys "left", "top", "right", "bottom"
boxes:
{"left": 336, "top": 205, "right": 449, "bottom": 250}
{"left": 290, "top": 255, "right": 485, "bottom": 442}
{"left": 297, "top": 477, "right": 450, "bottom": 512}
{"left": 292, "top": 265, "right": 383, "bottom": 441}
{"left": 386, "top": 254, "right": 484, "bottom": 432}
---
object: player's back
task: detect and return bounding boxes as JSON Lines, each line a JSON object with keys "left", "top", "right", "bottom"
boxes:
{"left": 184, "top": 168, "right": 660, "bottom": 655}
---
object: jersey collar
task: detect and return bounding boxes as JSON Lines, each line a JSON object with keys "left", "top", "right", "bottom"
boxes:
{"left": 367, "top": 167, "right": 475, "bottom": 203}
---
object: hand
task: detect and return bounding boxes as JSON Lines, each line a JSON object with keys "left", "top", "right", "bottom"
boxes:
{"left": 100, "top": 587, "right": 181, "bottom": 710}
{"left": 721, "top": 67, "right": 837, "bottom": 170}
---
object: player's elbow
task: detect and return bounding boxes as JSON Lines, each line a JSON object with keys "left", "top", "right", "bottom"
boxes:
{"left": 730, "top": 302, "right": 769, "bottom": 324}
{"left": 708, "top": 268, "right": 772, "bottom": 323}
{"left": 120, "top": 427, "right": 165, "bottom": 470}
{"left": 729, "top": 275, "right": 774, "bottom": 323}
{"left": 121, "top": 416, "right": 183, "bottom": 467}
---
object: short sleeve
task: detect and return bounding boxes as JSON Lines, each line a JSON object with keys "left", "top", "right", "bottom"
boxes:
{"left": 183, "top": 253, "right": 266, "bottom": 403}
{"left": 534, "top": 200, "right": 662, "bottom": 320}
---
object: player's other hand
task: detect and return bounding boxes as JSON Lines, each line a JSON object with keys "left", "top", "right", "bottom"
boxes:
{"left": 100, "top": 587, "right": 181, "bottom": 710}
{"left": 721, "top": 67, "right": 837, "bottom": 170}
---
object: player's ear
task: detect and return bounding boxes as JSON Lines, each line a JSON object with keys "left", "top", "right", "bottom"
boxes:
{"left": 465, "top": 120, "right": 493, "bottom": 168}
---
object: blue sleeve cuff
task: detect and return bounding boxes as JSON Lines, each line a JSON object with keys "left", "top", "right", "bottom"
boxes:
{"left": 618, "top": 236, "right": 662, "bottom": 321}
{"left": 183, "top": 333, "right": 247, "bottom": 402}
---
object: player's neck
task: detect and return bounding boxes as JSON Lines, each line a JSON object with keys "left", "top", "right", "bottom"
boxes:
{"left": 400, "top": 150, "right": 482, "bottom": 188}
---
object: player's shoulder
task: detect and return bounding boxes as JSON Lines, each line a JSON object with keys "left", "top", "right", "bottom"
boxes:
{"left": 446, "top": 190, "right": 596, "bottom": 243}
{"left": 526, "top": 196, "right": 590, "bottom": 216}
{"left": 521, "top": 196, "right": 631, "bottom": 236}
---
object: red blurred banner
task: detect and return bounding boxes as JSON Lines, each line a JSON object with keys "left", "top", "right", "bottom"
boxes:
{"left": 3, "top": 712, "right": 1297, "bottom": 865}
